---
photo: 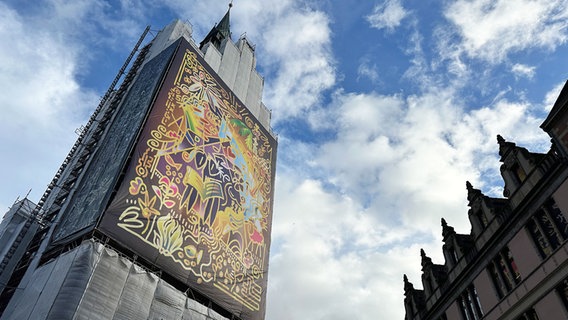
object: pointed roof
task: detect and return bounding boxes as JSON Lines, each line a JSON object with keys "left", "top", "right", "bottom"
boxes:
{"left": 466, "top": 181, "right": 481, "bottom": 203}
{"left": 403, "top": 274, "right": 414, "bottom": 294}
{"left": 420, "top": 248, "right": 433, "bottom": 269}
{"left": 199, "top": 4, "right": 233, "bottom": 49}
{"left": 441, "top": 218, "right": 455, "bottom": 242}
{"left": 466, "top": 180, "right": 510, "bottom": 216}
{"left": 497, "top": 134, "right": 517, "bottom": 159}
{"left": 420, "top": 249, "right": 448, "bottom": 288}
{"left": 216, "top": 4, "right": 232, "bottom": 39}
{"left": 403, "top": 274, "right": 426, "bottom": 311}
{"left": 497, "top": 134, "right": 547, "bottom": 165}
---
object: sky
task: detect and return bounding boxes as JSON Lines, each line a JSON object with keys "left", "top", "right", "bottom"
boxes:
{"left": 1, "top": 0, "right": 568, "bottom": 319}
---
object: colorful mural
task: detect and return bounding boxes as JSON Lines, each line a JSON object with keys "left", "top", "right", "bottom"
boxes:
{"left": 99, "top": 39, "right": 276, "bottom": 319}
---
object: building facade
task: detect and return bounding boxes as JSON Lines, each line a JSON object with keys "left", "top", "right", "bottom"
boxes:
{"left": 403, "top": 81, "right": 568, "bottom": 320}
{"left": 0, "top": 198, "right": 39, "bottom": 296}
{"left": 0, "top": 8, "right": 276, "bottom": 320}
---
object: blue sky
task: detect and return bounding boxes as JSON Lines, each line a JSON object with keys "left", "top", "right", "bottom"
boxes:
{"left": 1, "top": 0, "right": 567, "bottom": 319}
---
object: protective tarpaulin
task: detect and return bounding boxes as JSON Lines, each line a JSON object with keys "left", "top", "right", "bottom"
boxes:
{"left": 112, "top": 264, "right": 159, "bottom": 320}
{"left": 2, "top": 244, "right": 79, "bottom": 319}
{"left": 46, "top": 241, "right": 102, "bottom": 319}
{"left": 29, "top": 248, "right": 80, "bottom": 318}
{"left": 4, "top": 259, "right": 56, "bottom": 320}
{"left": 183, "top": 298, "right": 225, "bottom": 320}
{"left": 74, "top": 248, "right": 131, "bottom": 319}
{"left": 148, "top": 280, "right": 186, "bottom": 320}
{"left": 1, "top": 240, "right": 230, "bottom": 320}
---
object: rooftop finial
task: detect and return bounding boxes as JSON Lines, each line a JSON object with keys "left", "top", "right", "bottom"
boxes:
{"left": 403, "top": 274, "right": 414, "bottom": 294}
{"left": 421, "top": 248, "right": 433, "bottom": 269}
{"left": 229, "top": 0, "right": 233, "bottom": 8}
{"left": 466, "top": 181, "right": 482, "bottom": 203}
{"left": 497, "top": 134, "right": 505, "bottom": 146}
{"left": 441, "top": 218, "right": 455, "bottom": 241}
{"left": 497, "top": 134, "right": 517, "bottom": 158}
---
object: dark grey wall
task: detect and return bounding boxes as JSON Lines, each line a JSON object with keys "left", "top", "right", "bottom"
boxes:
{"left": 51, "top": 40, "right": 180, "bottom": 243}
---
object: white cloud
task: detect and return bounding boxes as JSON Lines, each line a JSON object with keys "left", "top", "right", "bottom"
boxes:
{"left": 267, "top": 81, "right": 552, "bottom": 318}
{"left": 314, "top": 85, "right": 550, "bottom": 227}
{"left": 511, "top": 63, "right": 536, "bottom": 79}
{"left": 444, "top": 0, "right": 568, "bottom": 62}
{"left": 317, "top": 90, "right": 460, "bottom": 226}
{"left": 0, "top": 2, "right": 99, "bottom": 211}
{"left": 260, "top": 9, "right": 335, "bottom": 120}
{"left": 544, "top": 81, "right": 566, "bottom": 111}
{"left": 367, "top": 0, "right": 409, "bottom": 32}
{"left": 267, "top": 172, "right": 436, "bottom": 320}
{"left": 266, "top": 79, "right": 552, "bottom": 318}
{"left": 357, "top": 58, "right": 380, "bottom": 83}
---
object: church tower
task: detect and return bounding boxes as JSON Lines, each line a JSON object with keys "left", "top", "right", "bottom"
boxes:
{"left": 0, "top": 7, "right": 276, "bottom": 320}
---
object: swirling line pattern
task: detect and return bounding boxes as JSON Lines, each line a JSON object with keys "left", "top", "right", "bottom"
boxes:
{"left": 101, "top": 41, "right": 275, "bottom": 317}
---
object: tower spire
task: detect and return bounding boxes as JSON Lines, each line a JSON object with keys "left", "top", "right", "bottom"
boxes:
{"left": 199, "top": 3, "right": 233, "bottom": 49}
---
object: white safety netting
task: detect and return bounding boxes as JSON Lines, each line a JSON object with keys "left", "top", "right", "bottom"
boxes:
{"left": 2, "top": 240, "right": 228, "bottom": 320}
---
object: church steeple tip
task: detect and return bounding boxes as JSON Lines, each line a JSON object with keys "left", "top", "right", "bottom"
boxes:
{"left": 199, "top": 3, "right": 233, "bottom": 50}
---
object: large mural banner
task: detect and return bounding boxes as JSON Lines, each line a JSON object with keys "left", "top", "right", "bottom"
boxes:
{"left": 99, "top": 38, "right": 276, "bottom": 320}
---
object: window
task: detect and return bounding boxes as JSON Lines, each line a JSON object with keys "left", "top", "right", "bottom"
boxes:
{"left": 458, "top": 285, "right": 483, "bottom": 320}
{"left": 526, "top": 199, "right": 568, "bottom": 259}
{"left": 513, "top": 164, "right": 527, "bottom": 183}
{"left": 488, "top": 247, "right": 521, "bottom": 298}
{"left": 515, "top": 308, "right": 539, "bottom": 320}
